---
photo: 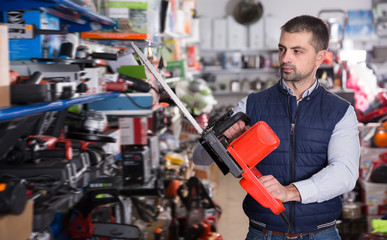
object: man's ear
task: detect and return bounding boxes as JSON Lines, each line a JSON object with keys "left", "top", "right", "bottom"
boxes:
{"left": 316, "top": 50, "right": 327, "bottom": 66}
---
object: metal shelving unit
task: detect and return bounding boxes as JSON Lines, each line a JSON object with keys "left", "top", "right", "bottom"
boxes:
{"left": 0, "top": 0, "right": 117, "bottom": 32}
{"left": 0, "top": 92, "right": 120, "bottom": 122}
{"left": 202, "top": 68, "right": 278, "bottom": 75}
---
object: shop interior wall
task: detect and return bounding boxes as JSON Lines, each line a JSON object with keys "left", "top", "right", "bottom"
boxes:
{"left": 197, "top": 0, "right": 371, "bottom": 23}
{"left": 196, "top": 0, "right": 374, "bottom": 108}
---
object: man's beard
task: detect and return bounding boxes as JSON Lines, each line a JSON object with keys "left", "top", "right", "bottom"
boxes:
{"left": 281, "top": 64, "right": 314, "bottom": 82}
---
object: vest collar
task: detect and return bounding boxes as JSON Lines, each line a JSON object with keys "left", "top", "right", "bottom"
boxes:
{"left": 277, "top": 79, "right": 321, "bottom": 101}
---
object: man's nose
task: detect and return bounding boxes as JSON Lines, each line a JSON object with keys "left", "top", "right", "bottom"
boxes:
{"left": 281, "top": 52, "right": 292, "bottom": 63}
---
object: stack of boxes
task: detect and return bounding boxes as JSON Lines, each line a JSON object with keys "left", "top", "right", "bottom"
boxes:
{"left": 359, "top": 124, "right": 387, "bottom": 231}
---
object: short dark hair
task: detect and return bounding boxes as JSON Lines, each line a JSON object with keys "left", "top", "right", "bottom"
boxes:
{"left": 281, "top": 15, "right": 330, "bottom": 52}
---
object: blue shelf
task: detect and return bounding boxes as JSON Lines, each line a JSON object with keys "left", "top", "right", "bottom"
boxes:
{"left": 0, "top": 92, "right": 120, "bottom": 122}
{"left": 0, "top": 0, "right": 117, "bottom": 32}
{"left": 0, "top": 0, "right": 62, "bottom": 10}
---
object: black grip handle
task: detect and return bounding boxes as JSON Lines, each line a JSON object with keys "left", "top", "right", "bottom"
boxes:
{"left": 22, "top": 71, "right": 43, "bottom": 84}
{"left": 34, "top": 148, "right": 67, "bottom": 159}
{"left": 119, "top": 74, "right": 151, "bottom": 92}
{"left": 212, "top": 111, "right": 250, "bottom": 135}
{"left": 34, "top": 28, "right": 68, "bottom": 36}
{"left": 90, "top": 52, "right": 118, "bottom": 60}
{"left": 59, "top": 42, "right": 74, "bottom": 58}
{"left": 56, "top": 140, "right": 82, "bottom": 149}
{"left": 68, "top": 140, "right": 83, "bottom": 149}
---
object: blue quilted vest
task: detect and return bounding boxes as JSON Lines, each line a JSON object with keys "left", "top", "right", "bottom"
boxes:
{"left": 243, "top": 80, "right": 350, "bottom": 233}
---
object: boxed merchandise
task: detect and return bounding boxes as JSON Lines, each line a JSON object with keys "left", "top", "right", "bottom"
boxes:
{"left": 101, "top": 128, "right": 121, "bottom": 156}
{"left": 359, "top": 146, "right": 387, "bottom": 180}
{"left": 0, "top": 24, "right": 9, "bottom": 108}
{"left": 88, "top": 93, "right": 153, "bottom": 115}
{"left": 3, "top": 10, "right": 61, "bottom": 61}
{"left": 227, "top": 15, "right": 247, "bottom": 50}
{"left": 212, "top": 18, "right": 227, "bottom": 50}
{"left": 166, "top": 60, "right": 185, "bottom": 78}
{"left": 119, "top": 117, "right": 148, "bottom": 145}
{"left": 109, "top": 0, "right": 149, "bottom": 33}
{"left": 199, "top": 17, "right": 211, "bottom": 49}
{"left": 249, "top": 18, "right": 264, "bottom": 49}
{"left": 83, "top": 67, "right": 106, "bottom": 94}
{"left": 82, "top": 0, "right": 159, "bottom": 40}
{"left": 360, "top": 178, "right": 387, "bottom": 216}
{"left": 0, "top": 200, "right": 33, "bottom": 240}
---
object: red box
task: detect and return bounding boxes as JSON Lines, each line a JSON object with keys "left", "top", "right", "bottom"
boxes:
{"left": 119, "top": 117, "right": 148, "bottom": 145}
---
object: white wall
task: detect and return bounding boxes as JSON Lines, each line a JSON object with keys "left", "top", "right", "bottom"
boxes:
{"left": 197, "top": 0, "right": 375, "bottom": 107}
{"left": 197, "top": 0, "right": 372, "bottom": 21}
{"left": 197, "top": 0, "right": 374, "bottom": 50}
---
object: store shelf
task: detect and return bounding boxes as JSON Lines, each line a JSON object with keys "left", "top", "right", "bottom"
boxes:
{"left": 88, "top": 93, "right": 154, "bottom": 116}
{"left": 0, "top": 92, "right": 120, "bottom": 122}
{"left": 213, "top": 91, "right": 251, "bottom": 96}
{"left": 0, "top": 0, "right": 117, "bottom": 32}
{"left": 200, "top": 48, "right": 278, "bottom": 55}
{"left": 165, "top": 77, "right": 182, "bottom": 84}
{"left": 0, "top": 0, "right": 61, "bottom": 10}
{"left": 80, "top": 32, "right": 148, "bottom": 40}
{"left": 160, "top": 31, "right": 190, "bottom": 40}
{"left": 202, "top": 68, "right": 278, "bottom": 74}
{"left": 82, "top": 38, "right": 160, "bottom": 49}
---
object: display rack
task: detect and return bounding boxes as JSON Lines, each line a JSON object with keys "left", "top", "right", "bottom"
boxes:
{"left": 81, "top": 38, "right": 161, "bottom": 49}
{"left": 202, "top": 68, "right": 278, "bottom": 75}
{"left": 0, "top": 0, "right": 117, "bottom": 32}
{"left": 0, "top": 92, "right": 120, "bottom": 122}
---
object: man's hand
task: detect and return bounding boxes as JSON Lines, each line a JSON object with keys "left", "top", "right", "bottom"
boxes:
{"left": 259, "top": 175, "right": 301, "bottom": 202}
{"left": 223, "top": 120, "right": 250, "bottom": 141}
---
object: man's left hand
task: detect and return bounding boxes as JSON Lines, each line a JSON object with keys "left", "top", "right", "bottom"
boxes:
{"left": 259, "top": 175, "right": 301, "bottom": 202}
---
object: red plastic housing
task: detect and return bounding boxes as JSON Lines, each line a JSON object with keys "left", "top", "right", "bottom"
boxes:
{"left": 226, "top": 121, "right": 285, "bottom": 215}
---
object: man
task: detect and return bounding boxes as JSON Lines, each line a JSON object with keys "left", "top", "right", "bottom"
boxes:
{"left": 193, "top": 15, "right": 360, "bottom": 240}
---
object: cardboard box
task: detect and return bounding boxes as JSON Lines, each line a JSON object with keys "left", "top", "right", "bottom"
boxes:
{"left": 0, "top": 24, "right": 9, "bottom": 108}
{"left": 227, "top": 15, "right": 247, "bottom": 50}
{"left": 108, "top": 0, "right": 150, "bottom": 34}
{"left": 5, "top": 10, "right": 61, "bottom": 61}
{"left": 249, "top": 18, "right": 264, "bottom": 49}
{"left": 360, "top": 178, "right": 387, "bottom": 216}
{"left": 265, "top": 14, "right": 281, "bottom": 49}
{"left": 101, "top": 128, "right": 121, "bottom": 155}
{"left": 148, "top": 134, "right": 160, "bottom": 170}
{"left": 88, "top": 93, "right": 153, "bottom": 115}
{"left": 166, "top": 60, "right": 186, "bottom": 78}
{"left": 119, "top": 117, "right": 148, "bottom": 145}
{"left": 359, "top": 146, "right": 387, "bottom": 180}
{"left": 117, "top": 65, "right": 147, "bottom": 79}
{"left": 83, "top": 0, "right": 158, "bottom": 40}
{"left": 0, "top": 200, "right": 33, "bottom": 240}
{"left": 212, "top": 18, "right": 227, "bottom": 50}
{"left": 199, "top": 17, "right": 211, "bottom": 49}
{"left": 83, "top": 67, "right": 106, "bottom": 94}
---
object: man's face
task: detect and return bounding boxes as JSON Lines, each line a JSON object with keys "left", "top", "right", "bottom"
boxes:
{"left": 278, "top": 31, "right": 321, "bottom": 83}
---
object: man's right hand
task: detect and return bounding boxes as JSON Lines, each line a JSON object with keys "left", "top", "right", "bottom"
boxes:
{"left": 223, "top": 120, "right": 250, "bottom": 141}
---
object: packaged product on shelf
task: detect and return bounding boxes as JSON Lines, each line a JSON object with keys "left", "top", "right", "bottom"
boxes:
{"left": 5, "top": 10, "right": 61, "bottom": 61}
{"left": 86, "top": 0, "right": 159, "bottom": 40}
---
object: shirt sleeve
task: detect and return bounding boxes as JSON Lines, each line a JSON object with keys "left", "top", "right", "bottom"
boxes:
{"left": 293, "top": 105, "right": 360, "bottom": 204}
{"left": 192, "top": 96, "right": 248, "bottom": 165}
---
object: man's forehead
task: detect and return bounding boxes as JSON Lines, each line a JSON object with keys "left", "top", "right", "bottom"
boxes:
{"left": 279, "top": 31, "right": 314, "bottom": 48}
